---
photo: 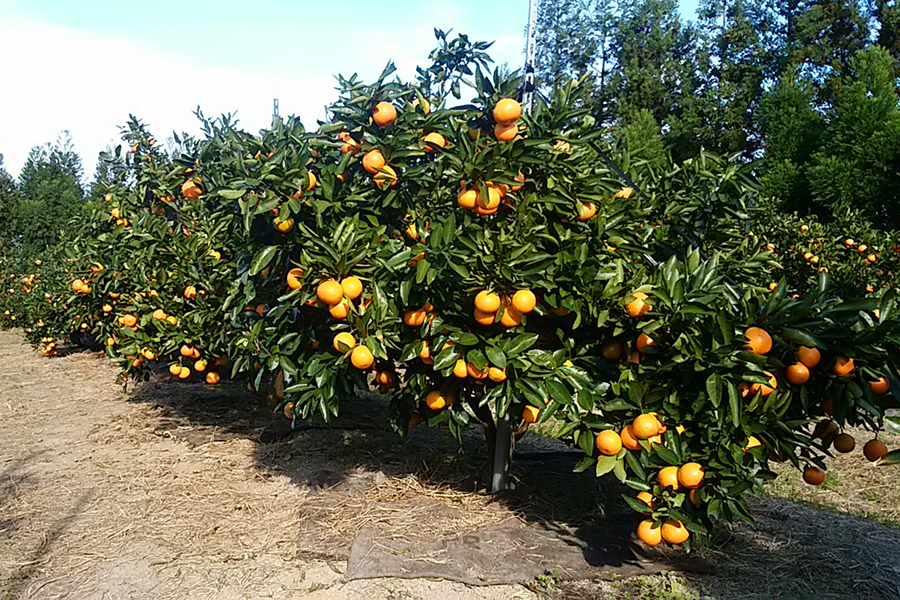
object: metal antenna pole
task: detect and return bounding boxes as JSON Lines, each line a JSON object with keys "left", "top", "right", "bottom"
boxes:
{"left": 523, "top": 0, "right": 538, "bottom": 114}
{"left": 273, "top": 98, "right": 280, "bottom": 118}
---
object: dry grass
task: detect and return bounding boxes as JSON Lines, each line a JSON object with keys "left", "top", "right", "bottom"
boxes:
{"left": 2, "top": 328, "right": 900, "bottom": 599}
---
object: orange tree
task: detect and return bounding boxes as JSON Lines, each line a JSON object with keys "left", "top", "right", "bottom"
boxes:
{"left": 3, "top": 32, "right": 900, "bottom": 551}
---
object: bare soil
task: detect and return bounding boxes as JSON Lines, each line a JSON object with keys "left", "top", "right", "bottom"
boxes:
{"left": 1, "top": 329, "right": 899, "bottom": 599}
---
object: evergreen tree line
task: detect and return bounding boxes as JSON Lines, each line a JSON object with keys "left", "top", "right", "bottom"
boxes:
{"left": 0, "top": 134, "right": 121, "bottom": 260}
{"left": 536, "top": 0, "right": 900, "bottom": 228}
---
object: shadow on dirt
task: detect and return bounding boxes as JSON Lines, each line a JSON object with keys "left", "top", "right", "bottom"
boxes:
{"left": 124, "top": 374, "right": 900, "bottom": 597}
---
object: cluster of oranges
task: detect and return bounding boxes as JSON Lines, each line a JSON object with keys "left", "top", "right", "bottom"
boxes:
{"left": 316, "top": 276, "right": 364, "bottom": 323}
{"left": 472, "top": 289, "right": 536, "bottom": 328}
{"left": 167, "top": 343, "right": 226, "bottom": 384}
{"left": 331, "top": 331, "right": 374, "bottom": 370}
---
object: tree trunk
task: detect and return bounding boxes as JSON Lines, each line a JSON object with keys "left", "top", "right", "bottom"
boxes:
{"left": 490, "top": 412, "right": 514, "bottom": 492}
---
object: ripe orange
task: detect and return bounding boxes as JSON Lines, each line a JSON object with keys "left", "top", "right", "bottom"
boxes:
{"left": 522, "top": 405, "right": 541, "bottom": 423}
{"left": 494, "top": 122, "right": 518, "bottom": 142}
{"left": 744, "top": 436, "right": 762, "bottom": 451}
{"left": 317, "top": 279, "right": 343, "bottom": 305}
{"left": 576, "top": 202, "right": 597, "bottom": 221}
{"left": 858, "top": 244, "right": 868, "bottom": 253}
{"left": 636, "top": 333, "right": 657, "bottom": 353}
{"left": 511, "top": 172, "right": 525, "bottom": 191}
{"left": 425, "top": 390, "right": 452, "bottom": 411}
{"left": 474, "top": 309, "right": 496, "bottom": 326}
{"left": 453, "top": 359, "right": 468, "bottom": 378}
{"left": 466, "top": 363, "right": 488, "bottom": 380}
{"left": 625, "top": 292, "right": 652, "bottom": 318}
{"left": 833, "top": 356, "right": 854, "bottom": 376}
{"left": 632, "top": 414, "right": 659, "bottom": 439}
{"left": 833, "top": 433, "right": 855, "bottom": 453}
{"left": 797, "top": 346, "right": 820, "bottom": 368}
{"left": 636, "top": 520, "right": 661, "bottom": 546}
{"left": 102, "top": 304, "right": 112, "bottom": 313}
{"left": 677, "top": 463, "right": 705, "bottom": 489}
{"left": 206, "top": 372, "right": 220, "bottom": 385}
{"left": 350, "top": 346, "right": 374, "bottom": 369}
{"left": 178, "top": 366, "right": 191, "bottom": 379}
{"left": 169, "top": 364, "right": 181, "bottom": 376}
{"left": 488, "top": 367, "right": 506, "bottom": 382}
{"left": 374, "top": 165, "right": 398, "bottom": 189}
{"left": 620, "top": 425, "right": 641, "bottom": 451}
{"left": 658, "top": 466, "right": 680, "bottom": 490}
{"left": 870, "top": 377, "right": 890, "bottom": 395}
{"left": 863, "top": 439, "right": 888, "bottom": 462}
{"left": 422, "top": 132, "right": 447, "bottom": 152}
{"left": 661, "top": 519, "right": 690, "bottom": 545}
{"left": 750, "top": 371, "right": 777, "bottom": 396}
{"left": 458, "top": 189, "right": 478, "bottom": 209}
{"left": 786, "top": 363, "right": 810, "bottom": 385}
{"left": 744, "top": 327, "right": 772, "bottom": 355}
{"left": 362, "top": 150, "right": 386, "bottom": 174}
{"left": 372, "top": 102, "right": 397, "bottom": 127}
{"left": 636, "top": 492, "right": 654, "bottom": 514}
{"left": 404, "top": 308, "right": 427, "bottom": 327}
{"left": 333, "top": 332, "right": 356, "bottom": 353}
{"left": 122, "top": 314, "right": 137, "bottom": 327}
{"left": 287, "top": 268, "right": 303, "bottom": 290}
{"left": 182, "top": 179, "right": 202, "bottom": 200}
{"left": 341, "top": 276, "right": 363, "bottom": 300}
{"left": 477, "top": 186, "right": 502, "bottom": 210}
{"left": 329, "top": 300, "right": 350, "bottom": 319}
{"left": 689, "top": 488, "right": 701, "bottom": 507}
{"left": 511, "top": 290, "right": 536, "bottom": 313}
{"left": 493, "top": 98, "right": 521, "bottom": 123}
{"left": 803, "top": 467, "right": 826, "bottom": 485}
{"left": 194, "top": 360, "right": 207, "bottom": 372}
{"left": 595, "top": 430, "right": 622, "bottom": 456}
{"left": 184, "top": 285, "right": 197, "bottom": 299}
{"left": 500, "top": 305, "right": 523, "bottom": 327}
{"left": 419, "top": 341, "right": 431, "bottom": 360}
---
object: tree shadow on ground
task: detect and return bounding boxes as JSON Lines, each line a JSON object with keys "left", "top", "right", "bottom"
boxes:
{"left": 125, "top": 375, "right": 900, "bottom": 598}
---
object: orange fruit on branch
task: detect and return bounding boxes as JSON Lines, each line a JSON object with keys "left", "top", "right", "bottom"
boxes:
{"left": 205, "top": 372, "right": 220, "bottom": 385}
{"left": 833, "top": 433, "right": 855, "bottom": 453}
{"left": 317, "top": 279, "right": 343, "bottom": 305}
{"left": 744, "top": 327, "right": 772, "bottom": 355}
{"left": 637, "top": 520, "right": 661, "bottom": 546}
{"left": 677, "top": 463, "right": 705, "bottom": 489}
{"left": 803, "top": 467, "right": 825, "bottom": 485}
{"left": 786, "top": 363, "right": 810, "bottom": 385}
{"left": 362, "top": 149, "right": 386, "bottom": 174}
{"left": 374, "top": 165, "right": 398, "bottom": 189}
{"left": 333, "top": 332, "right": 356, "bottom": 353}
{"left": 870, "top": 377, "right": 890, "bottom": 395}
{"left": 522, "top": 405, "right": 541, "bottom": 423}
{"left": 797, "top": 346, "right": 820, "bottom": 368}
{"left": 350, "top": 346, "right": 374, "bottom": 369}
{"left": 625, "top": 292, "right": 652, "bottom": 318}
{"left": 474, "top": 290, "right": 501, "bottom": 313}
{"left": 833, "top": 356, "right": 855, "bottom": 376}
{"left": 372, "top": 101, "right": 397, "bottom": 127}
{"left": 341, "top": 276, "right": 363, "bottom": 300}
{"left": 425, "top": 390, "right": 452, "bottom": 411}
{"left": 595, "top": 430, "right": 622, "bottom": 456}
{"left": 658, "top": 466, "right": 680, "bottom": 490}
{"left": 576, "top": 202, "right": 597, "bottom": 221}
{"left": 636, "top": 492, "right": 654, "bottom": 514}
{"left": 286, "top": 268, "right": 303, "bottom": 290}
{"left": 632, "top": 414, "right": 660, "bottom": 439}
{"left": 492, "top": 98, "right": 521, "bottom": 123}
{"left": 863, "top": 439, "right": 888, "bottom": 462}
{"left": 660, "top": 519, "right": 689, "bottom": 545}
{"left": 636, "top": 333, "right": 657, "bottom": 353}
{"left": 511, "top": 290, "right": 536, "bottom": 313}
{"left": 422, "top": 132, "right": 447, "bottom": 152}
{"left": 493, "top": 122, "right": 518, "bottom": 142}
{"left": 750, "top": 371, "right": 777, "bottom": 396}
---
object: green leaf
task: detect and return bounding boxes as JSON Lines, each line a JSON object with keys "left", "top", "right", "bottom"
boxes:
{"left": 880, "top": 449, "right": 900, "bottom": 465}
{"left": 217, "top": 189, "right": 246, "bottom": 199}
{"left": 546, "top": 379, "right": 571, "bottom": 405}
{"left": 595, "top": 455, "right": 617, "bottom": 477}
{"left": 486, "top": 346, "right": 507, "bottom": 369}
{"left": 249, "top": 246, "right": 278, "bottom": 276}
{"left": 506, "top": 333, "right": 539, "bottom": 357}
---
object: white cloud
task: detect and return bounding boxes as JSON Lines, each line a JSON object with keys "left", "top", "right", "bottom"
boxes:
{"left": 0, "top": 10, "right": 524, "bottom": 182}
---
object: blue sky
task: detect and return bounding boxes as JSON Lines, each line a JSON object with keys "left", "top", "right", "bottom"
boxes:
{"left": 0, "top": 0, "right": 701, "bottom": 179}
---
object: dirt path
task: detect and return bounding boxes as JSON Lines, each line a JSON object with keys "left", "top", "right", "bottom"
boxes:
{"left": 3, "top": 329, "right": 900, "bottom": 599}
{"left": 0, "top": 331, "right": 533, "bottom": 599}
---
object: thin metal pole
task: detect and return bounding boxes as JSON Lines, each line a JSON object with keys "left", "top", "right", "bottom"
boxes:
{"left": 523, "top": 0, "right": 538, "bottom": 113}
